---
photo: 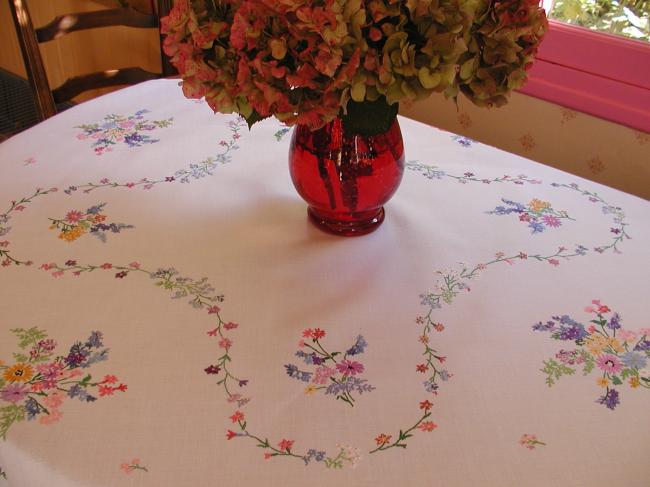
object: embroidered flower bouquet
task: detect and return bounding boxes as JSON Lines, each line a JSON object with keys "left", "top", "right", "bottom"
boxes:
{"left": 161, "top": 0, "right": 548, "bottom": 234}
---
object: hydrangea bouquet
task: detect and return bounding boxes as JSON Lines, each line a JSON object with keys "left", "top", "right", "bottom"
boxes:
{"left": 161, "top": 0, "right": 548, "bottom": 135}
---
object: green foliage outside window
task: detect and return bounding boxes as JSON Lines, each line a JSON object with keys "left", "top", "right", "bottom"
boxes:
{"left": 549, "top": 0, "right": 650, "bottom": 41}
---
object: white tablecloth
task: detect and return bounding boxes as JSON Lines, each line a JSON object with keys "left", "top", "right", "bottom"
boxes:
{"left": 0, "top": 80, "right": 648, "bottom": 486}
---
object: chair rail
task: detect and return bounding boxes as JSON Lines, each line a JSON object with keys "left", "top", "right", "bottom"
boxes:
{"left": 52, "top": 67, "right": 161, "bottom": 103}
{"left": 36, "top": 7, "right": 158, "bottom": 42}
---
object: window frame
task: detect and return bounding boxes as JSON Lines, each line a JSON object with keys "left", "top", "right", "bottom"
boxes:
{"left": 518, "top": 19, "right": 650, "bottom": 133}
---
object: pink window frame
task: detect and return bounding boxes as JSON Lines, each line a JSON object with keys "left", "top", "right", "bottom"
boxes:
{"left": 518, "top": 20, "right": 650, "bottom": 133}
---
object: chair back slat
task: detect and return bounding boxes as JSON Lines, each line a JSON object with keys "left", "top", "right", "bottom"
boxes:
{"left": 7, "top": 0, "right": 176, "bottom": 122}
{"left": 36, "top": 8, "right": 159, "bottom": 43}
{"left": 52, "top": 67, "right": 160, "bottom": 104}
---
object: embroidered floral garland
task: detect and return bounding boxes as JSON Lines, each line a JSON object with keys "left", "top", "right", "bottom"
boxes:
{"left": 0, "top": 328, "right": 126, "bottom": 439}
{"left": 75, "top": 109, "right": 173, "bottom": 155}
{"left": 533, "top": 300, "right": 649, "bottom": 410}
{"left": 284, "top": 329, "right": 375, "bottom": 407}
{"left": 487, "top": 198, "right": 574, "bottom": 234}
{"left": 49, "top": 203, "right": 133, "bottom": 243}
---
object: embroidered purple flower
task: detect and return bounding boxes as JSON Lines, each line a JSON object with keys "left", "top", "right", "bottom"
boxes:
{"left": 284, "top": 364, "right": 312, "bottom": 382}
{"left": 85, "top": 331, "right": 104, "bottom": 348}
{"left": 1, "top": 383, "right": 28, "bottom": 403}
{"left": 607, "top": 313, "right": 622, "bottom": 330}
{"left": 621, "top": 352, "right": 647, "bottom": 370}
{"left": 24, "top": 397, "right": 42, "bottom": 419}
{"left": 634, "top": 339, "right": 650, "bottom": 352}
{"left": 597, "top": 389, "right": 620, "bottom": 410}
{"left": 532, "top": 320, "right": 556, "bottom": 332}
{"left": 345, "top": 335, "right": 368, "bottom": 356}
{"left": 423, "top": 379, "right": 439, "bottom": 394}
{"left": 336, "top": 360, "right": 364, "bottom": 376}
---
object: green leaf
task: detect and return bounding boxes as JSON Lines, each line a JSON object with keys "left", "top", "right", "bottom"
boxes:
{"left": 541, "top": 359, "right": 575, "bottom": 387}
{"left": 611, "top": 376, "right": 623, "bottom": 385}
{"left": 341, "top": 97, "right": 398, "bottom": 137}
{"left": 12, "top": 353, "right": 28, "bottom": 363}
{"left": 244, "top": 109, "right": 269, "bottom": 130}
{"left": 620, "top": 368, "right": 634, "bottom": 379}
{"left": 10, "top": 327, "right": 47, "bottom": 350}
{"left": 580, "top": 350, "right": 595, "bottom": 375}
{"left": 0, "top": 404, "right": 26, "bottom": 440}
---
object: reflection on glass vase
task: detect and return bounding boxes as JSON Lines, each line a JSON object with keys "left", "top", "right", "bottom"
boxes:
{"left": 288, "top": 117, "right": 405, "bottom": 236}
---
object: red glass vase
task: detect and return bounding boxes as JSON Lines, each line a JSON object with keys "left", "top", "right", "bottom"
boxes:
{"left": 288, "top": 117, "right": 405, "bottom": 236}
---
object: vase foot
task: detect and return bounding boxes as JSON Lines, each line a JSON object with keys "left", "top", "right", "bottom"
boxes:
{"left": 307, "top": 207, "right": 385, "bottom": 236}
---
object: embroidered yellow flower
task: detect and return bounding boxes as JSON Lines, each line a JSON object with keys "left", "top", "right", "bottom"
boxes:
{"left": 596, "top": 377, "right": 610, "bottom": 388}
{"left": 3, "top": 363, "right": 34, "bottom": 383}
{"left": 58, "top": 225, "right": 86, "bottom": 242}
{"left": 629, "top": 376, "right": 640, "bottom": 388}
{"left": 585, "top": 335, "right": 623, "bottom": 356}
{"left": 529, "top": 199, "right": 551, "bottom": 213}
{"left": 304, "top": 385, "right": 317, "bottom": 396}
{"left": 608, "top": 338, "right": 624, "bottom": 354}
{"left": 585, "top": 335, "right": 609, "bottom": 356}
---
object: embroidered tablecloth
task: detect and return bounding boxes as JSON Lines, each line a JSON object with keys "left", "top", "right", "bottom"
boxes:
{"left": 0, "top": 80, "right": 648, "bottom": 487}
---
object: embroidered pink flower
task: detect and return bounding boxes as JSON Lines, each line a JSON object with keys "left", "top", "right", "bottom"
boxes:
{"left": 336, "top": 360, "right": 364, "bottom": 376}
{"left": 618, "top": 329, "right": 638, "bottom": 343}
{"left": 548, "top": 259, "right": 560, "bottom": 267}
{"left": 375, "top": 434, "right": 391, "bottom": 446}
{"left": 120, "top": 458, "right": 147, "bottom": 474}
{"left": 312, "top": 365, "right": 336, "bottom": 385}
{"left": 219, "top": 337, "right": 233, "bottom": 350}
{"left": 0, "top": 383, "right": 28, "bottom": 403}
{"left": 227, "top": 394, "right": 242, "bottom": 403}
{"left": 419, "top": 400, "right": 433, "bottom": 411}
{"left": 102, "top": 375, "right": 118, "bottom": 384}
{"left": 223, "top": 322, "right": 239, "bottom": 330}
{"left": 226, "top": 430, "right": 237, "bottom": 440}
{"left": 519, "top": 433, "right": 546, "bottom": 450}
{"left": 596, "top": 354, "right": 623, "bottom": 374}
{"left": 207, "top": 305, "right": 221, "bottom": 314}
{"left": 207, "top": 328, "right": 218, "bottom": 336}
{"left": 418, "top": 421, "right": 437, "bottom": 432}
{"left": 65, "top": 210, "right": 83, "bottom": 223}
{"left": 278, "top": 439, "right": 294, "bottom": 452}
{"left": 230, "top": 411, "right": 245, "bottom": 423}
{"left": 38, "top": 409, "right": 63, "bottom": 425}
{"left": 100, "top": 263, "right": 113, "bottom": 269}
{"left": 128, "top": 262, "right": 141, "bottom": 269}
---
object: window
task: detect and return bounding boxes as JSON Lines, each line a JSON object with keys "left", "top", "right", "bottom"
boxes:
{"left": 518, "top": 3, "right": 650, "bottom": 133}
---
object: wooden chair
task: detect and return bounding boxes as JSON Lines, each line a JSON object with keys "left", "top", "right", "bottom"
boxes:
{"left": 8, "top": 0, "right": 175, "bottom": 122}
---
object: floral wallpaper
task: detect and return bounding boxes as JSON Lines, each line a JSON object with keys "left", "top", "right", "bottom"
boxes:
{"left": 401, "top": 92, "right": 650, "bottom": 200}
